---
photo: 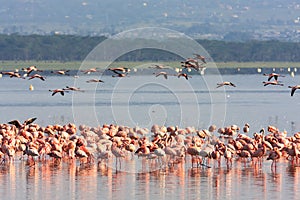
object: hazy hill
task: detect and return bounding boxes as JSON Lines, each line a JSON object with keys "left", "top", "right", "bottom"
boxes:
{"left": 1, "top": 34, "right": 300, "bottom": 62}
{"left": 1, "top": 0, "right": 300, "bottom": 41}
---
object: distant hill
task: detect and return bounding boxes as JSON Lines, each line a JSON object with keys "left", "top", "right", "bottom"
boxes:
{"left": 0, "top": 34, "right": 300, "bottom": 62}
{"left": 1, "top": 0, "right": 300, "bottom": 41}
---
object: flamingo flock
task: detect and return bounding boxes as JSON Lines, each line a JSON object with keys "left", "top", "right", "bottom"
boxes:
{"left": 1, "top": 55, "right": 299, "bottom": 96}
{"left": 1, "top": 57, "right": 300, "bottom": 172}
{"left": 152, "top": 54, "right": 300, "bottom": 95}
{"left": 0, "top": 118, "right": 299, "bottom": 172}
{"left": 0, "top": 66, "right": 103, "bottom": 96}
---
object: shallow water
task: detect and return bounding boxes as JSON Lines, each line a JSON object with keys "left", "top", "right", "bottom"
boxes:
{"left": 0, "top": 158, "right": 299, "bottom": 200}
{"left": 1, "top": 73, "right": 300, "bottom": 199}
{"left": 0, "top": 74, "right": 299, "bottom": 132}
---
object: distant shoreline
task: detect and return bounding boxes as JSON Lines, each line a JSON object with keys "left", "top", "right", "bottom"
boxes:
{"left": 0, "top": 60, "right": 299, "bottom": 75}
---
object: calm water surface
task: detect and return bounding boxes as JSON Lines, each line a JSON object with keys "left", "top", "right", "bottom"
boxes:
{"left": 0, "top": 73, "right": 300, "bottom": 199}
{"left": 0, "top": 159, "right": 299, "bottom": 200}
{"left": 1, "top": 74, "right": 299, "bottom": 131}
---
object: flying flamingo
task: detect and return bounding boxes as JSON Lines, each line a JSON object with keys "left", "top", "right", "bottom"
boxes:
{"left": 81, "top": 68, "right": 98, "bottom": 74}
{"left": 63, "top": 86, "right": 85, "bottom": 92}
{"left": 22, "top": 65, "right": 43, "bottom": 76}
{"left": 216, "top": 81, "right": 236, "bottom": 88}
{"left": 193, "top": 54, "right": 207, "bottom": 63}
{"left": 288, "top": 85, "right": 300, "bottom": 96}
{"left": 149, "top": 64, "right": 171, "bottom": 69}
{"left": 51, "top": 70, "right": 70, "bottom": 76}
{"left": 8, "top": 117, "right": 37, "bottom": 129}
{"left": 263, "top": 73, "right": 285, "bottom": 81}
{"left": 1, "top": 71, "right": 25, "bottom": 79}
{"left": 263, "top": 80, "right": 284, "bottom": 86}
{"left": 177, "top": 73, "right": 192, "bottom": 80}
{"left": 86, "top": 79, "right": 104, "bottom": 83}
{"left": 154, "top": 71, "right": 174, "bottom": 79}
{"left": 28, "top": 74, "right": 46, "bottom": 81}
{"left": 49, "top": 89, "right": 69, "bottom": 96}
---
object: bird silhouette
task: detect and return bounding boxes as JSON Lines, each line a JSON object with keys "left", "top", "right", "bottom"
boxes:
{"left": 263, "top": 73, "right": 285, "bottom": 81}
{"left": 149, "top": 64, "right": 171, "bottom": 69}
{"left": 193, "top": 54, "right": 207, "bottom": 63}
{"left": 288, "top": 85, "right": 300, "bottom": 96}
{"left": 1, "top": 71, "right": 25, "bottom": 79}
{"left": 8, "top": 117, "right": 37, "bottom": 128}
{"left": 112, "top": 71, "right": 129, "bottom": 77}
{"left": 63, "top": 86, "right": 84, "bottom": 92}
{"left": 81, "top": 68, "right": 98, "bottom": 74}
{"left": 216, "top": 81, "right": 236, "bottom": 88}
{"left": 49, "top": 89, "right": 68, "bottom": 96}
{"left": 22, "top": 65, "right": 43, "bottom": 76}
{"left": 108, "top": 67, "right": 130, "bottom": 74}
{"left": 86, "top": 79, "right": 104, "bottom": 83}
{"left": 28, "top": 74, "right": 46, "bottom": 81}
{"left": 263, "top": 80, "right": 284, "bottom": 86}
{"left": 51, "top": 70, "right": 70, "bottom": 76}
{"left": 177, "top": 73, "right": 192, "bottom": 80}
{"left": 154, "top": 71, "right": 175, "bottom": 79}
{"left": 181, "top": 58, "right": 203, "bottom": 71}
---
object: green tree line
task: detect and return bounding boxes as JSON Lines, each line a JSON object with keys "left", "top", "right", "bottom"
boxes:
{"left": 0, "top": 34, "right": 299, "bottom": 62}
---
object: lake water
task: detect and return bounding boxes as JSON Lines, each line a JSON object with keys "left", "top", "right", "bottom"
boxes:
{"left": 0, "top": 73, "right": 300, "bottom": 199}
{"left": 0, "top": 160, "right": 299, "bottom": 200}
{"left": 1, "top": 73, "right": 299, "bottom": 132}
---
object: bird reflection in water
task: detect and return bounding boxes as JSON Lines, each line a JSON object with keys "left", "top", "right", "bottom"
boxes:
{"left": 269, "top": 171, "right": 282, "bottom": 193}
{"left": 286, "top": 165, "right": 299, "bottom": 194}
